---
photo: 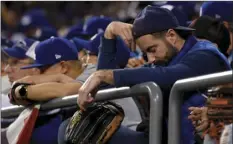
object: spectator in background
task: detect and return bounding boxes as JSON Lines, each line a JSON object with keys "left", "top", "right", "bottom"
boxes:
{"left": 3, "top": 39, "right": 38, "bottom": 84}
{"left": 160, "top": 4, "right": 188, "bottom": 26}
{"left": 1, "top": 38, "right": 39, "bottom": 107}
{"left": 1, "top": 38, "right": 14, "bottom": 96}
{"left": 165, "top": 1, "right": 201, "bottom": 21}
{"left": 32, "top": 27, "right": 58, "bottom": 41}
{"left": 190, "top": 16, "right": 231, "bottom": 57}
{"left": 63, "top": 21, "right": 84, "bottom": 39}
{"left": 58, "top": 6, "right": 231, "bottom": 144}
{"left": 65, "top": 16, "right": 112, "bottom": 40}
{"left": 200, "top": 1, "right": 233, "bottom": 56}
{"left": 1, "top": 37, "right": 14, "bottom": 93}
{"left": 18, "top": 8, "right": 52, "bottom": 38}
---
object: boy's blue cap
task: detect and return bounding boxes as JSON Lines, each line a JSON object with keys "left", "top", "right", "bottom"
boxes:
{"left": 133, "top": 5, "right": 194, "bottom": 39}
{"left": 200, "top": 2, "right": 233, "bottom": 23}
{"left": 21, "top": 37, "right": 78, "bottom": 69}
{"left": 65, "top": 22, "right": 84, "bottom": 39}
{"left": 2, "top": 38, "right": 36, "bottom": 59}
{"left": 71, "top": 32, "right": 103, "bottom": 54}
{"left": 77, "top": 16, "right": 112, "bottom": 36}
{"left": 160, "top": 4, "right": 188, "bottom": 26}
{"left": 19, "top": 8, "right": 51, "bottom": 32}
{"left": 32, "top": 27, "right": 58, "bottom": 41}
{"left": 71, "top": 32, "right": 130, "bottom": 67}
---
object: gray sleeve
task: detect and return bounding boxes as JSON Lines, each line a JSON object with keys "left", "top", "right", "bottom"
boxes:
{"left": 75, "top": 64, "right": 97, "bottom": 84}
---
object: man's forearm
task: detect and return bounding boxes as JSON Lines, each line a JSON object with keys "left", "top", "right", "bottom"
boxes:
{"left": 97, "top": 37, "right": 118, "bottom": 70}
{"left": 39, "top": 74, "right": 73, "bottom": 83}
{"left": 25, "top": 82, "right": 82, "bottom": 101}
{"left": 95, "top": 70, "right": 115, "bottom": 85}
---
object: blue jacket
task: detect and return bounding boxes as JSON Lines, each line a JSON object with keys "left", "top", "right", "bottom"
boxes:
{"left": 229, "top": 50, "right": 233, "bottom": 68}
{"left": 98, "top": 36, "right": 231, "bottom": 144}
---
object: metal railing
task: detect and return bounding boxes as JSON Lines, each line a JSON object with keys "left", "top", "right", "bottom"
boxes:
{"left": 1, "top": 82, "right": 163, "bottom": 144}
{"left": 168, "top": 70, "right": 233, "bottom": 144}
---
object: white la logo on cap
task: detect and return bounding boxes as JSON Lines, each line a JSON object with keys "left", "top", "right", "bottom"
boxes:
{"left": 55, "top": 54, "right": 62, "bottom": 59}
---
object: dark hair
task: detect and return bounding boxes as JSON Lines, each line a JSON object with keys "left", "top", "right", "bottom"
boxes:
{"left": 174, "top": 29, "right": 192, "bottom": 40}
{"left": 207, "top": 21, "right": 230, "bottom": 56}
{"left": 191, "top": 16, "right": 231, "bottom": 56}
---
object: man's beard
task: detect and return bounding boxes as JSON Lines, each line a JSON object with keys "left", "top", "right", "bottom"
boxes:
{"left": 155, "top": 39, "right": 178, "bottom": 66}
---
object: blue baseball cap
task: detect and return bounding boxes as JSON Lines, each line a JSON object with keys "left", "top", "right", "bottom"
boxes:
{"left": 21, "top": 37, "right": 78, "bottom": 69}
{"left": 200, "top": 2, "right": 233, "bottom": 23}
{"left": 65, "top": 22, "right": 84, "bottom": 39}
{"left": 78, "top": 16, "right": 112, "bottom": 36}
{"left": 1, "top": 38, "right": 14, "bottom": 48}
{"left": 133, "top": 5, "right": 195, "bottom": 39}
{"left": 71, "top": 32, "right": 130, "bottom": 67}
{"left": 71, "top": 32, "right": 103, "bottom": 54}
{"left": 166, "top": 1, "right": 198, "bottom": 19}
{"left": 2, "top": 38, "right": 36, "bottom": 59}
{"left": 32, "top": 27, "right": 58, "bottom": 41}
{"left": 19, "top": 8, "right": 51, "bottom": 32}
{"left": 160, "top": 4, "right": 188, "bottom": 26}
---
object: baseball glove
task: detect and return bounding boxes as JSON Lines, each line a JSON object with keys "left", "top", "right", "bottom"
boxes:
{"left": 8, "top": 82, "right": 36, "bottom": 106}
{"left": 205, "top": 86, "right": 233, "bottom": 142}
{"left": 206, "top": 86, "right": 233, "bottom": 122}
{"left": 65, "top": 101, "right": 125, "bottom": 144}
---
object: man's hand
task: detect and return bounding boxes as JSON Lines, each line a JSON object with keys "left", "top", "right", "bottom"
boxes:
{"left": 127, "top": 57, "right": 145, "bottom": 68}
{"left": 77, "top": 70, "right": 114, "bottom": 111}
{"left": 188, "top": 107, "right": 209, "bottom": 132}
{"left": 104, "top": 21, "right": 136, "bottom": 51}
{"left": 15, "top": 74, "right": 74, "bottom": 84}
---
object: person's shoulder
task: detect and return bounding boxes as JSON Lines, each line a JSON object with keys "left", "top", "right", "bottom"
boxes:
{"left": 185, "top": 40, "right": 228, "bottom": 63}
{"left": 84, "top": 64, "right": 97, "bottom": 73}
{"left": 182, "top": 50, "right": 229, "bottom": 71}
{"left": 75, "top": 64, "right": 97, "bottom": 83}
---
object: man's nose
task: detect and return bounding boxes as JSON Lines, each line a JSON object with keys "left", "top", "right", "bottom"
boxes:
{"left": 147, "top": 54, "right": 156, "bottom": 63}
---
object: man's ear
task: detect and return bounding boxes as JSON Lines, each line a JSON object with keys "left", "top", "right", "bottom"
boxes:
{"left": 60, "top": 61, "right": 69, "bottom": 74}
{"left": 165, "top": 29, "right": 178, "bottom": 46}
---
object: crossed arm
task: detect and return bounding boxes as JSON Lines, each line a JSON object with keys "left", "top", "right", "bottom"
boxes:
{"left": 14, "top": 74, "right": 83, "bottom": 102}
{"left": 22, "top": 82, "right": 83, "bottom": 101}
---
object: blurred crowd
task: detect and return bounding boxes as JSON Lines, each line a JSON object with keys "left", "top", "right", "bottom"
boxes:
{"left": 1, "top": 1, "right": 233, "bottom": 144}
{"left": 1, "top": 1, "right": 202, "bottom": 38}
